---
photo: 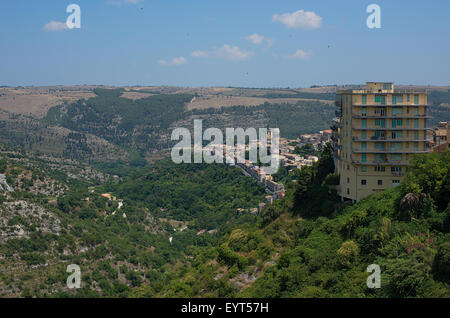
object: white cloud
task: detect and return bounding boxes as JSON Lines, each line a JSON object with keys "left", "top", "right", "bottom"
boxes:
{"left": 158, "top": 56, "right": 187, "bottom": 66}
{"left": 217, "top": 45, "right": 250, "bottom": 61}
{"left": 191, "top": 45, "right": 251, "bottom": 61}
{"left": 273, "top": 10, "right": 322, "bottom": 29}
{"left": 43, "top": 21, "right": 69, "bottom": 32}
{"left": 243, "top": 34, "right": 274, "bottom": 47}
{"left": 287, "top": 49, "right": 313, "bottom": 60}
{"left": 191, "top": 50, "right": 209, "bottom": 58}
{"left": 243, "top": 33, "right": 265, "bottom": 45}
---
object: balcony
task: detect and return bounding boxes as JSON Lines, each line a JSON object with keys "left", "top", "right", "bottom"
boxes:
{"left": 352, "top": 103, "right": 428, "bottom": 107}
{"left": 351, "top": 160, "right": 409, "bottom": 166}
{"left": 352, "top": 126, "right": 432, "bottom": 131}
{"left": 352, "top": 148, "right": 429, "bottom": 154}
{"left": 352, "top": 136, "right": 434, "bottom": 143}
{"left": 352, "top": 114, "right": 432, "bottom": 119}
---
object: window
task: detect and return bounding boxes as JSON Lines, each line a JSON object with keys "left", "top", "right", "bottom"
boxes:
{"left": 414, "top": 142, "right": 419, "bottom": 151}
{"left": 375, "top": 95, "right": 386, "bottom": 104}
{"left": 361, "top": 166, "right": 367, "bottom": 172}
{"left": 362, "top": 142, "right": 367, "bottom": 151}
{"left": 361, "top": 180, "right": 367, "bottom": 185}
{"left": 391, "top": 142, "right": 403, "bottom": 151}
{"left": 392, "top": 154, "right": 402, "bottom": 161}
{"left": 375, "top": 143, "right": 385, "bottom": 150}
{"left": 414, "top": 107, "right": 419, "bottom": 116}
{"left": 392, "top": 180, "right": 401, "bottom": 187}
{"left": 362, "top": 131, "right": 367, "bottom": 139}
{"left": 392, "top": 107, "right": 403, "bottom": 115}
{"left": 375, "top": 130, "right": 385, "bottom": 138}
{"left": 375, "top": 119, "right": 386, "bottom": 128}
{"left": 375, "top": 154, "right": 386, "bottom": 162}
{"left": 375, "top": 166, "right": 385, "bottom": 172}
{"left": 362, "top": 119, "right": 367, "bottom": 128}
{"left": 392, "top": 131, "right": 403, "bottom": 139}
{"left": 347, "top": 177, "right": 350, "bottom": 184}
{"left": 414, "top": 95, "right": 419, "bottom": 104}
{"left": 378, "top": 180, "right": 383, "bottom": 186}
{"left": 391, "top": 167, "right": 402, "bottom": 174}
{"left": 362, "top": 95, "right": 367, "bottom": 105}
{"left": 414, "top": 119, "right": 419, "bottom": 128}
{"left": 394, "top": 95, "right": 403, "bottom": 104}
{"left": 407, "top": 95, "right": 411, "bottom": 102}
{"left": 362, "top": 107, "right": 367, "bottom": 116}
{"left": 383, "top": 83, "right": 392, "bottom": 90}
{"left": 392, "top": 119, "right": 403, "bottom": 128}
{"left": 347, "top": 188, "right": 350, "bottom": 195}
{"left": 414, "top": 131, "right": 419, "bottom": 140}
{"left": 362, "top": 153, "right": 367, "bottom": 162}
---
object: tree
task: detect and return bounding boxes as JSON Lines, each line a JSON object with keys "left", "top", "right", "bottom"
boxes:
{"left": 399, "top": 192, "right": 426, "bottom": 220}
{"left": 401, "top": 151, "right": 450, "bottom": 210}
{"left": 433, "top": 241, "right": 450, "bottom": 283}
{"left": 337, "top": 241, "right": 359, "bottom": 267}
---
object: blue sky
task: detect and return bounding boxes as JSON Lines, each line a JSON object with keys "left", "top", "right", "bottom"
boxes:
{"left": 0, "top": 0, "right": 449, "bottom": 87}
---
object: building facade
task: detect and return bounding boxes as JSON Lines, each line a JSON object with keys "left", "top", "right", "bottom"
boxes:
{"left": 432, "top": 122, "right": 450, "bottom": 153}
{"left": 332, "top": 82, "right": 432, "bottom": 202}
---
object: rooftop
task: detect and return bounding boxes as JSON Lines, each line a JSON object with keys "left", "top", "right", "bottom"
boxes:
{"left": 337, "top": 82, "right": 427, "bottom": 95}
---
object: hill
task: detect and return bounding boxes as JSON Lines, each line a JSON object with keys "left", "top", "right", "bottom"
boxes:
{"left": 130, "top": 149, "right": 450, "bottom": 298}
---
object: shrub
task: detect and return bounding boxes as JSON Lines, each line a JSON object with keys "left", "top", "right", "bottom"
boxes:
{"left": 337, "top": 241, "right": 359, "bottom": 267}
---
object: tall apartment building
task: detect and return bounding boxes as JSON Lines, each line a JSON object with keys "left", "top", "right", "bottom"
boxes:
{"left": 331, "top": 82, "right": 432, "bottom": 202}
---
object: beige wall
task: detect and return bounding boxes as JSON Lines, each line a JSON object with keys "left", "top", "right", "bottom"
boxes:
{"left": 336, "top": 87, "right": 429, "bottom": 202}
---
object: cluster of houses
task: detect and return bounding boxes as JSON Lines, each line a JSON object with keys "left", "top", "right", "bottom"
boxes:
{"left": 276, "top": 130, "right": 333, "bottom": 171}
{"left": 297, "top": 129, "right": 333, "bottom": 149}
{"left": 228, "top": 130, "right": 333, "bottom": 215}
{"left": 432, "top": 122, "right": 450, "bottom": 153}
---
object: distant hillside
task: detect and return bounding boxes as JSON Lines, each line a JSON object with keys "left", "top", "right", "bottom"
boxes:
{"left": 45, "top": 88, "right": 336, "bottom": 156}
{"left": 1, "top": 86, "right": 449, "bottom": 163}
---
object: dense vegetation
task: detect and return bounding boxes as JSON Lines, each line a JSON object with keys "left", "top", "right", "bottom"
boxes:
{"left": 0, "top": 149, "right": 267, "bottom": 298}
{"left": 130, "top": 149, "right": 450, "bottom": 298}
{"left": 1, "top": 140, "right": 449, "bottom": 298}
{"left": 2, "top": 86, "right": 450, "bottom": 298}
{"left": 188, "top": 101, "right": 335, "bottom": 139}
{"left": 46, "top": 89, "right": 193, "bottom": 152}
